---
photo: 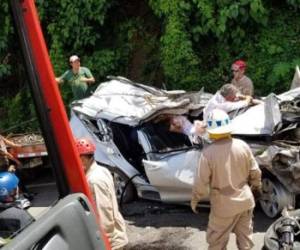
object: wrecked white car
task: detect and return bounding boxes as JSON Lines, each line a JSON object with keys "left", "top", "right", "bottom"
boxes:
{"left": 70, "top": 70, "right": 300, "bottom": 218}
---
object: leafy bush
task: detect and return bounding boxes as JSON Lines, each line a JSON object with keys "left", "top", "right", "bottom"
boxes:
{"left": 1, "top": 0, "right": 300, "bottom": 132}
{"left": 0, "top": 89, "right": 39, "bottom": 133}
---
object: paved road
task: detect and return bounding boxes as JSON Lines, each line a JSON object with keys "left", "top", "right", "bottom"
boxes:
{"left": 26, "top": 181, "right": 273, "bottom": 250}
{"left": 122, "top": 201, "right": 273, "bottom": 250}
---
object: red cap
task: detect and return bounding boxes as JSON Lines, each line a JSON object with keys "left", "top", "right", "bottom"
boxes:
{"left": 75, "top": 138, "right": 96, "bottom": 155}
{"left": 232, "top": 60, "right": 246, "bottom": 70}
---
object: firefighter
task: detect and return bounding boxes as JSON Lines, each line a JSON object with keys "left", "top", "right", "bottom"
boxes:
{"left": 75, "top": 138, "right": 128, "bottom": 250}
{"left": 191, "top": 109, "right": 262, "bottom": 250}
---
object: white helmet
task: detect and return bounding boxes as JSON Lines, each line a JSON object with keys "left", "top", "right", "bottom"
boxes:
{"left": 206, "top": 109, "right": 232, "bottom": 134}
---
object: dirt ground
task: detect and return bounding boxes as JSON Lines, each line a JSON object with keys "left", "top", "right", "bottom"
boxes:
{"left": 122, "top": 200, "right": 274, "bottom": 250}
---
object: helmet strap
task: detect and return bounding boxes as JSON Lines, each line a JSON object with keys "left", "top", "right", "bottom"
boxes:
{"left": 88, "top": 156, "right": 94, "bottom": 166}
{"left": 209, "top": 133, "right": 231, "bottom": 140}
{"left": 84, "top": 155, "right": 95, "bottom": 173}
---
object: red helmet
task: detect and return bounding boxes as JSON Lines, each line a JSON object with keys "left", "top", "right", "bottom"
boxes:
{"left": 75, "top": 138, "right": 96, "bottom": 155}
{"left": 232, "top": 60, "right": 246, "bottom": 70}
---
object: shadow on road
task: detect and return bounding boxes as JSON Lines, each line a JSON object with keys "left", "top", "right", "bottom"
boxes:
{"left": 122, "top": 199, "right": 274, "bottom": 233}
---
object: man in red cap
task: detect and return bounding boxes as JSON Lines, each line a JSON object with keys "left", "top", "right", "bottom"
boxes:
{"left": 231, "top": 60, "right": 254, "bottom": 96}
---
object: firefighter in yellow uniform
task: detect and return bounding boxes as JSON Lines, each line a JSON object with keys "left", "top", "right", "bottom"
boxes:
{"left": 75, "top": 138, "right": 128, "bottom": 250}
{"left": 191, "top": 109, "right": 262, "bottom": 250}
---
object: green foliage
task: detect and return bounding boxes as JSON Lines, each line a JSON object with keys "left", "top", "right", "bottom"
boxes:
{"left": 161, "top": 16, "right": 201, "bottom": 89}
{"left": 0, "top": 89, "right": 39, "bottom": 133}
{"left": 149, "top": 0, "right": 201, "bottom": 89}
{"left": 241, "top": 7, "right": 300, "bottom": 95}
{"left": 148, "top": 0, "right": 300, "bottom": 94}
{"left": 0, "top": 1, "right": 13, "bottom": 78}
{"left": 190, "top": 0, "right": 267, "bottom": 40}
{"left": 148, "top": 0, "right": 269, "bottom": 91}
{"left": 37, "top": 0, "right": 114, "bottom": 76}
{"left": 287, "top": 0, "right": 300, "bottom": 8}
{"left": 1, "top": 0, "right": 300, "bottom": 132}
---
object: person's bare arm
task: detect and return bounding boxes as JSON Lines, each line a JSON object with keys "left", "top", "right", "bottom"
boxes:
{"left": 246, "top": 145, "right": 262, "bottom": 199}
{"left": 2, "top": 137, "right": 21, "bottom": 148}
{"left": 0, "top": 150, "right": 21, "bottom": 166}
{"left": 217, "top": 99, "right": 250, "bottom": 113}
{"left": 237, "top": 94, "right": 263, "bottom": 106}
{"left": 193, "top": 120, "right": 206, "bottom": 135}
{"left": 56, "top": 70, "right": 69, "bottom": 84}
{"left": 191, "top": 154, "right": 211, "bottom": 213}
{"left": 55, "top": 77, "right": 63, "bottom": 84}
{"left": 80, "top": 76, "right": 95, "bottom": 84}
{"left": 251, "top": 99, "right": 264, "bottom": 105}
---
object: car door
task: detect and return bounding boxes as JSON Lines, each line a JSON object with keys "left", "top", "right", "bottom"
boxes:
{"left": 137, "top": 124, "right": 202, "bottom": 202}
{"left": 2, "top": 193, "right": 106, "bottom": 250}
{"left": 69, "top": 112, "right": 141, "bottom": 179}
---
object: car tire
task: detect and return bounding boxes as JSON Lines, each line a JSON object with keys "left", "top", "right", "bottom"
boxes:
{"left": 259, "top": 177, "right": 295, "bottom": 218}
{"left": 107, "top": 167, "right": 136, "bottom": 204}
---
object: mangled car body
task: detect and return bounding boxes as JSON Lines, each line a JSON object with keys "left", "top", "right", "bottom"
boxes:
{"left": 70, "top": 69, "right": 300, "bottom": 218}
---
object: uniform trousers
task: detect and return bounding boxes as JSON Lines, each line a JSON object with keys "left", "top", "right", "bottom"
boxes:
{"left": 206, "top": 209, "right": 254, "bottom": 250}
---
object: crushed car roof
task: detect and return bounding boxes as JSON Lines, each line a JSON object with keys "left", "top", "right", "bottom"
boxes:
{"left": 72, "top": 68, "right": 300, "bottom": 135}
{"left": 71, "top": 76, "right": 212, "bottom": 126}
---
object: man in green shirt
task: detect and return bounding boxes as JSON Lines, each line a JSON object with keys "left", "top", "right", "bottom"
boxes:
{"left": 56, "top": 55, "right": 95, "bottom": 100}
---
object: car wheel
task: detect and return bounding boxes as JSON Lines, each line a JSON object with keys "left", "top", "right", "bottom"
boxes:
{"left": 108, "top": 167, "right": 136, "bottom": 204}
{"left": 259, "top": 177, "right": 295, "bottom": 218}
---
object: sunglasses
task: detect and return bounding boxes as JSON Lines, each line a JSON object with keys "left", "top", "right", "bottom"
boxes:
{"left": 231, "top": 69, "right": 239, "bottom": 73}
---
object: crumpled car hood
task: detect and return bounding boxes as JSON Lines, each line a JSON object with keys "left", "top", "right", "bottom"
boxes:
{"left": 231, "top": 93, "right": 281, "bottom": 136}
{"left": 255, "top": 142, "right": 300, "bottom": 192}
{"left": 71, "top": 77, "right": 212, "bottom": 126}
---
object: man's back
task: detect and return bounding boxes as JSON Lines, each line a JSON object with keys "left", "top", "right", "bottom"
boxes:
{"left": 203, "top": 90, "right": 249, "bottom": 121}
{"left": 86, "top": 162, "right": 128, "bottom": 250}
{"left": 200, "top": 138, "right": 257, "bottom": 217}
{"left": 191, "top": 109, "right": 261, "bottom": 249}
